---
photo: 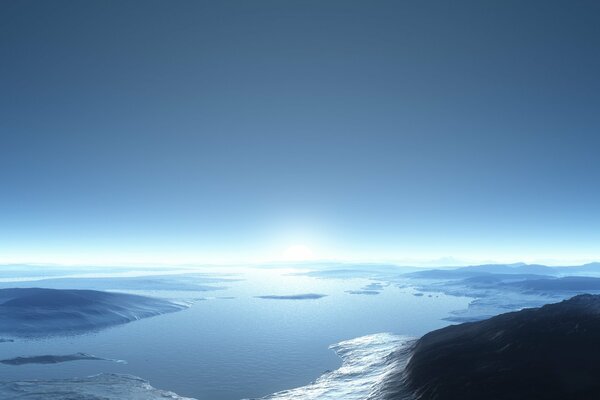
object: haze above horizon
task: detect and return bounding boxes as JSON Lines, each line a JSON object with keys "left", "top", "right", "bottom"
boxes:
{"left": 1, "top": 1, "right": 599, "bottom": 266}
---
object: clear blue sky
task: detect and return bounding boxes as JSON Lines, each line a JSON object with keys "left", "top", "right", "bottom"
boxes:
{"left": 1, "top": 1, "right": 599, "bottom": 265}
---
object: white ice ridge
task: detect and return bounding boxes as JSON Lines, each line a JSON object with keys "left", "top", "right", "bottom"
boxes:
{"left": 250, "top": 333, "right": 413, "bottom": 400}
{"left": 0, "top": 373, "right": 195, "bottom": 400}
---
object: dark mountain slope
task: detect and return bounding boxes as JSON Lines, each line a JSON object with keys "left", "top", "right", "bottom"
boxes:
{"left": 399, "top": 294, "right": 600, "bottom": 400}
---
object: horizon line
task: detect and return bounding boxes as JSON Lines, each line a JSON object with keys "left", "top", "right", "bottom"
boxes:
{"left": 0, "top": 258, "right": 599, "bottom": 269}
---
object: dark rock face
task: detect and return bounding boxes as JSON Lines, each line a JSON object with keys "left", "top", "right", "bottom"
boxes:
{"left": 403, "top": 294, "right": 600, "bottom": 400}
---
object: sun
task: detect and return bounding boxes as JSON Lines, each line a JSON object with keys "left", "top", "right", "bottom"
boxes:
{"left": 283, "top": 245, "right": 315, "bottom": 261}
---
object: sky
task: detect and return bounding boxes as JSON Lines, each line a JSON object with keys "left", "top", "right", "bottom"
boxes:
{"left": 1, "top": 1, "right": 600, "bottom": 266}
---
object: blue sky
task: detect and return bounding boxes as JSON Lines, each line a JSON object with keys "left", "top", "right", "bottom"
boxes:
{"left": 1, "top": 1, "right": 599, "bottom": 265}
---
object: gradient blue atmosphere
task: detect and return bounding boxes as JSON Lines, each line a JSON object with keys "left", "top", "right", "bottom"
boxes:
{"left": 1, "top": 0, "right": 600, "bottom": 265}
{"left": 3, "top": 3, "right": 600, "bottom": 400}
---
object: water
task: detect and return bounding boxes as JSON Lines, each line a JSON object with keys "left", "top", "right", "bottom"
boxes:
{"left": 0, "top": 267, "right": 471, "bottom": 399}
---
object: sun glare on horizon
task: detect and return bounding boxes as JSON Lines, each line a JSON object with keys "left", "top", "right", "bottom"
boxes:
{"left": 282, "top": 245, "right": 315, "bottom": 261}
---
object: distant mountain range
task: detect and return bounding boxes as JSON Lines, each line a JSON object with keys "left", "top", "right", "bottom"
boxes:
{"left": 406, "top": 262, "right": 600, "bottom": 279}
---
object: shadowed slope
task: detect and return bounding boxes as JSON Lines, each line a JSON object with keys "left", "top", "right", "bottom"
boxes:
{"left": 0, "top": 288, "right": 188, "bottom": 337}
{"left": 400, "top": 294, "right": 600, "bottom": 400}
